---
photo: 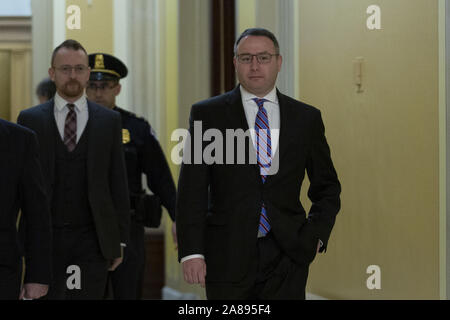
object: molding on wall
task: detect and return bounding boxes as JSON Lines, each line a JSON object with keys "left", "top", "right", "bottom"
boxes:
{"left": 0, "top": 17, "right": 31, "bottom": 43}
{"left": 0, "top": 16, "right": 32, "bottom": 121}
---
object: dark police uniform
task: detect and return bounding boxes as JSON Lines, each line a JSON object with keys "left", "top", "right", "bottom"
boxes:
{"left": 88, "top": 53, "right": 176, "bottom": 299}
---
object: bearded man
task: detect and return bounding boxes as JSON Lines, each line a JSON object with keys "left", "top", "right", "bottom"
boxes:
{"left": 17, "top": 40, "right": 130, "bottom": 300}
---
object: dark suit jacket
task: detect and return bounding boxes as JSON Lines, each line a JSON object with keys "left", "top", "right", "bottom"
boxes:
{"left": 0, "top": 119, "right": 51, "bottom": 285}
{"left": 17, "top": 99, "right": 130, "bottom": 260}
{"left": 176, "top": 86, "right": 341, "bottom": 283}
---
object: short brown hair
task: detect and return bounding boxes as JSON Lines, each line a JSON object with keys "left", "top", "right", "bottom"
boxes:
{"left": 51, "top": 39, "right": 88, "bottom": 67}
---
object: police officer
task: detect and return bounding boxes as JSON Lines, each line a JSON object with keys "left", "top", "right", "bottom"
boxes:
{"left": 86, "top": 53, "right": 177, "bottom": 300}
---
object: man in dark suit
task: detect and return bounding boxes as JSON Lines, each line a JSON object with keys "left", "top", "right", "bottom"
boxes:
{"left": 176, "top": 28, "right": 341, "bottom": 299}
{"left": 0, "top": 119, "right": 51, "bottom": 300}
{"left": 86, "top": 53, "right": 177, "bottom": 299}
{"left": 17, "top": 40, "right": 130, "bottom": 300}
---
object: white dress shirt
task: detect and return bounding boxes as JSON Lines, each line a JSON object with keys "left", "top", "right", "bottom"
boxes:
{"left": 181, "top": 86, "right": 280, "bottom": 263}
{"left": 53, "top": 92, "right": 89, "bottom": 143}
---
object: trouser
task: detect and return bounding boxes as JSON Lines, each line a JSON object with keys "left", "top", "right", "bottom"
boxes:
{"left": 44, "top": 225, "right": 108, "bottom": 300}
{"left": 106, "top": 217, "right": 145, "bottom": 300}
{"left": 206, "top": 232, "right": 310, "bottom": 300}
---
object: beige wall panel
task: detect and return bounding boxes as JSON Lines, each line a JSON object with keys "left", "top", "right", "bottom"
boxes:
{"left": 66, "top": 0, "right": 113, "bottom": 54}
{"left": 299, "top": 0, "right": 439, "bottom": 299}
{"left": 10, "top": 50, "right": 32, "bottom": 122}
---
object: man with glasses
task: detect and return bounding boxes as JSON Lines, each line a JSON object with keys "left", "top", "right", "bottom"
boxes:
{"left": 17, "top": 40, "right": 130, "bottom": 299}
{"left": 176, "top": 28, "right": 341, "bottom": 299}
{"left": 86, "top": 53, "right": 177, "bottom": 299}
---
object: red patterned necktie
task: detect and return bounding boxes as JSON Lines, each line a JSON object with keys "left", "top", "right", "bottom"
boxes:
{"left": 64, "top": 103, "right": 77, "bottom": 152}
{"left": 253, "top": 98, "right": 271, "bottom": 237}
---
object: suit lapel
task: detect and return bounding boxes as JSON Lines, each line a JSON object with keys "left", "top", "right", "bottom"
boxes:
{"left": 0, "top": 121, "right": 10, "bottom": 196}
{"left": 0, "top": 120, "right": 10, "bottom": 166}
{"left": 274, "top": 90, "right": 292, "bottom": 169}
{"left": 87, "top": 101, "right": 100, "bottom": 187}
{"left": 40, "top": 100, "right": 56, "bottom": 185}
{"left": 225, "top": 87, "right": 250, "bottom": 132}
{"left": 225, "top": 86, "right": 261, "bottom": 181}
{"left": 0, "top": 120, "right": 9, "bottom": 150}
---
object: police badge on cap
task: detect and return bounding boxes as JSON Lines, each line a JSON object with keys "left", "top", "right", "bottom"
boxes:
{"left": 88, "top": 53, "right": 128, "bottom": 81}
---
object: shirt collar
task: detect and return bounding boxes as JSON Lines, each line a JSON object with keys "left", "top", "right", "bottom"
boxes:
{"left": 240, "top": 85, "right": 278, "bottom": 105}
{"left": 54, "top": 92, "right": 87, "bottom": 112}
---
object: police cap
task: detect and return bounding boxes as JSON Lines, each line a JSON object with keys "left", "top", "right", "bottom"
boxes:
{"left": 88, "top": 53, "right": 128, "bottom": 81}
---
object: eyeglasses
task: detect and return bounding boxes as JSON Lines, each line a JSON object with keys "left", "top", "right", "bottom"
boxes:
{"left": 236, "top": 53, "right": 279, "bottom": 64}
{"left": 86, "top": 82, "right": 118, "bottom": 92}
{"left": 54, "top": 65, "right": 89, "bottom": 75}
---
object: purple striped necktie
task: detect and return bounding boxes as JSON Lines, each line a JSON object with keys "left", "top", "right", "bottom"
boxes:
{"left": 253, "top": 98, "right": 271, "bottom": 237}
{"left": 64, "top": 103, "right": 77, "bottom": 152}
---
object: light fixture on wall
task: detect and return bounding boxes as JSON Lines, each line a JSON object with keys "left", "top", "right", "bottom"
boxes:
{"left": 87, "top": 0, "right": 93, "bottom": 7}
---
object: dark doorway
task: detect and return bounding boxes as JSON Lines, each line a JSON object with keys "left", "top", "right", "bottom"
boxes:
{"left": 210, "top": 0, "right": 236, "bottom": 96}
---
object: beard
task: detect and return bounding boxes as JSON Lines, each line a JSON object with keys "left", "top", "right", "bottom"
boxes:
{"left": 60, "top": 80, "right": 84, "bottom": 98}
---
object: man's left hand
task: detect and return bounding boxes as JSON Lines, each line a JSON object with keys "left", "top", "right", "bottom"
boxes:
{"left": 20, "top": 283, "right": 49, "bottom": 300}
{"left": 109, "top": 246, "right": 124, "bottom": 271}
